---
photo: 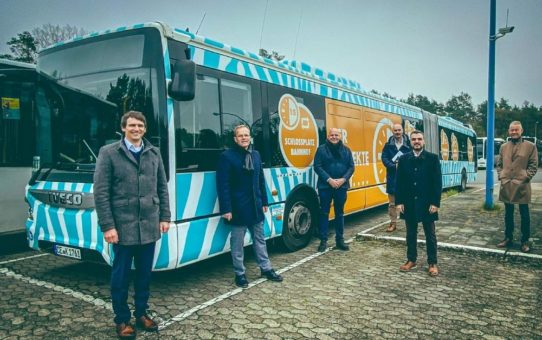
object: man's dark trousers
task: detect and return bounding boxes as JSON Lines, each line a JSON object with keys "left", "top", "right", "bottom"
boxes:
{"left": 504, "top": 203, "right": 530, "bottom": 243}
{"left": 406, "top": 221, "right": 437, "bottom": 264}
{"left": 111, "top": 242, "right": 155, "bottom": 324}
{"left": 318, "top": 187, "right": 347, "bottom": 241}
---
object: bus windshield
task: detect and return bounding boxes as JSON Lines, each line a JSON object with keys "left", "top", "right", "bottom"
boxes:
{"left": 36, "top": 29, "right": 165, "bottom": 168}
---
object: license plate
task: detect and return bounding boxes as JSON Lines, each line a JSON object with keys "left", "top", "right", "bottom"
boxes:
{"left": 54, "top": 244, "right": 82, "bottom": 260}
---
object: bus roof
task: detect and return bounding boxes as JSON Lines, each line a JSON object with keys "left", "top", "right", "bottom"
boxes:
{"left": 438, "top": 116, "right": 476, "bottom": 137}
{"left": 476, "top": 137, "right": 505, "bottom": 141}
{"left": 40, "top": 21, "right": 474, "bottom": 132}
{"left": 0, "top": 58, "right": 36, "bottom": 70}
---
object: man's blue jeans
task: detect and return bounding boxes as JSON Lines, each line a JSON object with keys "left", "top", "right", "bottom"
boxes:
{"left": 230, "top": 221, "right": 272, "bottom": 276}
{"left": 111, "top": 242, "right": 155, "bottom": 324}
{"left": 318, "top": 187, "right": 347, "bottom": 242}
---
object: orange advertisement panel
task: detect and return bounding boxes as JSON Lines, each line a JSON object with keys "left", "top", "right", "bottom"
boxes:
{"left": 325, "top": 99, "right": 365, "bottom": 191}
{"left": 325, "top": 98, "right": 403, "bottom": 215}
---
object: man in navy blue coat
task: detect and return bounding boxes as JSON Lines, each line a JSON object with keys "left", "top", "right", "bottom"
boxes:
{"left": 314, "top": 127, "right": 355, "bottom": 252}
{"left": 381, "top": 123, "right": 411, "bottom": 232}
{"left": 396, "top": 130, "right": 442, "bottom": 277}
{"left": 216, "top": 125, "right": 283, "bottom": 288}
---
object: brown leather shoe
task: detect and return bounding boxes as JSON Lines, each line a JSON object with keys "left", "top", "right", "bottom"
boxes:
{"left": 428, "top": 264, "right": 439, "bottom": 277}
{"left": 136, "top": 315, "right": 158, "bottom": 332}
{"left": 386, "top": 222, "right": 397, "bottom": 232}
{"left": 116, "top": 323, "right": 136, "bottom": 339}
{"left": 399, "top": 261, "right": 417, "bottom": 272}
{"left": 520, "top": 242, "right": 531, "bottom": 253}
{"left": 496, "top": 239, "right": 512, "bottom": 248}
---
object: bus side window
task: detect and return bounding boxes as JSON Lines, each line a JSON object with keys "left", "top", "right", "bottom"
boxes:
{"left": 220, "top": 79, "right": 254, "bottom": 148}
{"left": 176, "top": 74, "right": 221, "bottom": 172}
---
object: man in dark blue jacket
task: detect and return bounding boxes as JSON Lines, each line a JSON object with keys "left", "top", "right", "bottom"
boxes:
{"left": 314, "top": 127, "right": 355, "bottom": 252}
{"left": 396, "top": 130, "right": 442, "bottom": 277}
{"left": 216, "top": 125, "right": 283, "bottom": 288}
{"left": 381, "top": 123, "right": 411, "bottom": 232}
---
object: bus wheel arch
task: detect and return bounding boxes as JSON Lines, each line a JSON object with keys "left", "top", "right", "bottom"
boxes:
{"left": 280, "top": 185, "right": 319, "bottom": 252}
{"left": 459, "top": 168, "right": 467, "bottom": 192}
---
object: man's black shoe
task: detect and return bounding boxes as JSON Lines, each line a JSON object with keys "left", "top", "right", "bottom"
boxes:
{"left": 261, "top": 269, "right": 283, "bottom": 282}
{"left": 235, "top": 274, "right": 249, "bottom": 288}
{"left": 317, "top": 240, "right": 327, "bottom": 252}
{"left": 336, "top": 239, "right": 350, "bottom": 251}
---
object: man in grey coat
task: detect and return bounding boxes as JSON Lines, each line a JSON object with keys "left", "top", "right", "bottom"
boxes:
{"left": 94, "top": 111, "right": 171, "bottom": 338}
{"left": 496, "top": 121, "right": 538, "bottom": 253}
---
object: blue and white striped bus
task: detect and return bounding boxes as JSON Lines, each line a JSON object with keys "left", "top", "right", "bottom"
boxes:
{"left": 25, "top": 22, "right": 476, "bottom": 270}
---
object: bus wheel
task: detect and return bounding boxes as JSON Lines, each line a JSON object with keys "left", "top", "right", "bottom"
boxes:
{"left": 459, "top": 170, "right": 467, "bottom": 192}
{"left": 281, "top": 196, "right": 317, "bottom": 251}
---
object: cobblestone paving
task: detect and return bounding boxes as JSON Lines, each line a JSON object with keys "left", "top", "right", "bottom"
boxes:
{"left": 0, "top": 182, "right": 541, "bottom": 338}
{"left": 159, "top": 241, "right": 542, "bottom": 339}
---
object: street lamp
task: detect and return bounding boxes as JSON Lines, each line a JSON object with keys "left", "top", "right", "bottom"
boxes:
{"left": 485, "top": 0, "right": 514, "bottom": 209}
{"left": 535, "top": 121, "right": 539, "bottom": 139}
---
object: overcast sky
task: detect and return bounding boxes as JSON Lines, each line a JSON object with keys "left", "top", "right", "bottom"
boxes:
{"left": 1, "top": 0, "right": 540, "bottom": 107}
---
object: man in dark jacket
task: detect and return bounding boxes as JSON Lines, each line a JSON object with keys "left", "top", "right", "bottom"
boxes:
{"left": 314, "top": 127, "right": 355, "bottom": 252}
{"left": 94, "top": 111, "right": 171, "bottom": 338}
{"left": 216, "top": 125, "right": 283, "bottom": 288}
{"left": 381, "top": 123, "right": 411, "bottom": 232}
{"left": 396, "top": 130, "right": 442, "bottom": 277}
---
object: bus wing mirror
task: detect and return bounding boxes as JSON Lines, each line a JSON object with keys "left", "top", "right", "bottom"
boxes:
{"left": 168, "top": 60, "right": 196, "bottom": 101}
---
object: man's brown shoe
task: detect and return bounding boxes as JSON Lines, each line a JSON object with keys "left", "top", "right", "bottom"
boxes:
{"left": 399, "top": 261, "right": 417, "bottom": 272}
{"left": 496, "top": 239, "right": 512, "bottom": 248}
{"left": 136, "top": 315, "right": 158, "bottom": 332}
{"left": 428, "top": 264, "right": 439, "bottom": 277}
{"left": 386, "top": 222, "right": 397, "bottom": 232}
{"left": 521, "top": 243, "right": 531, "bottom": 253}
{"left": 115, "top": 323, "right": 136, "bottom": 339}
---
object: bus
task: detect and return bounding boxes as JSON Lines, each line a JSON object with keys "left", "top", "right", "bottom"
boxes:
{"left": 25, "top": 22, "right": 476, "bottom": 270}
{"left": 507, "top": 136, "right": 542, "bottom": 163}
{"left": 0, "top": 59, "right": 37, "bottom": 235}
{"left": 524, "top": 137, "right": 542, "bottom": 162}
{"left": 476, "top": 137, "right": 505, "bottom": 169}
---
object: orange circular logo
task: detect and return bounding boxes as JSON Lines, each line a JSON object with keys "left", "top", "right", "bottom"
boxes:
{"left": 278, "top": 94, "right": 319, "bottom": 169}
{"left": 467, "top": 138, "right": 474, "bottom": 162}
{"left": 451, "top": 133, "right": 459, "bottom": 161}
{"left": 372, "top": 118, "right": 393, "bottom": 194}
{"left": 440, "top": 129, "right": 449, "bottom": 161}
{"left": 404, "top": 120, "right": 415, "bottom": 136}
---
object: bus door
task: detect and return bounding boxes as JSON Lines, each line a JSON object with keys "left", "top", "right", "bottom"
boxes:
{"left": 325, "top": 98, "right": 366, "bottom": 214}
{"left": 363, "top": 108, "right": 402, "bottom": 209}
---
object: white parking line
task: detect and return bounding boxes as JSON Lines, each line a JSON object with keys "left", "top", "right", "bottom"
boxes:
{"left": 0, "top": 267, "right": 113, "bottom": 309}
{"left": 0, "top": 182, "right": 509, "bottom": 333}
{"left": 157, "top": 249, "right": 329, "bottom": 330}
{"left": 358, "top": 234, "right": 542, "bottom": 260}
{"left": 157, "top": 185, "right": 499, "bottom": 331}
{"left": 0, "top": 253, "right": 49, "bottom": 265}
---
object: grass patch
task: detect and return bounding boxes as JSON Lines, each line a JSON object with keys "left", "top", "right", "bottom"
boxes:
{"left": 442, "top": 188, "right": 459, "bottom": 198}
{"left": 482, "top": 202, "right": 502, "bottom": 211}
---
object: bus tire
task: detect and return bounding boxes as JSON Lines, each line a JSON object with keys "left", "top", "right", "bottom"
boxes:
{"left": 281, "top": 194, "right": 318, "bottom": 252}
{"left": 459, "top": 169, "right": 467, "bottom": 192}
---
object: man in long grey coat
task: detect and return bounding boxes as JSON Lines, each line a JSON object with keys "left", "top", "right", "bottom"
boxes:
{"left": 94, "top": 111, "right": 170, "bottom": 338}
{"left": 496, "top": 121, "right": 538, "bottom": 253}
